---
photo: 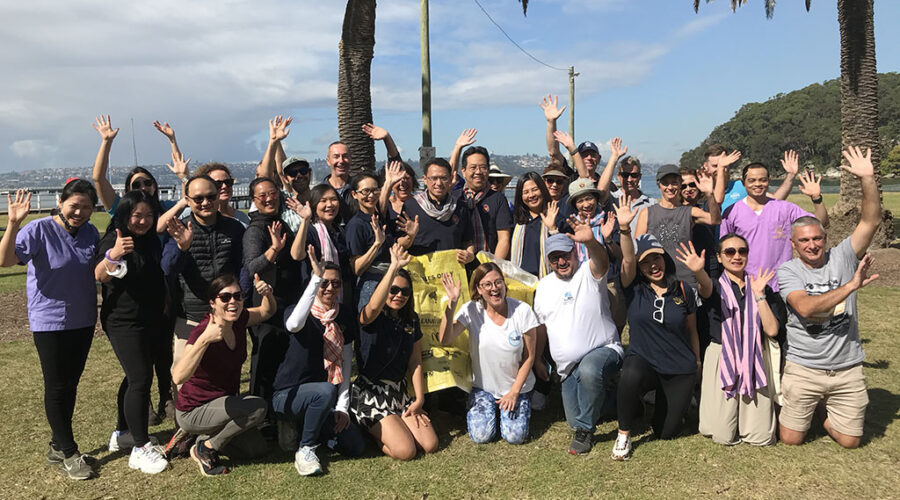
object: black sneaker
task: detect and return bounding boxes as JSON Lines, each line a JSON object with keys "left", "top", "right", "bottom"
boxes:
{"left": 164, "top": 428, "right": 196, "bottom": 459}
{"left": 190, "top": 440, "right": 229, "bottom": 476}
{"left": 568, "top": 428, "right": 593, "bottom": 455}
{"left": 148, "top": 403, "right": 163, "bottom": 427}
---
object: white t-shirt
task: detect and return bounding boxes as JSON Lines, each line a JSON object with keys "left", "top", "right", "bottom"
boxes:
{"left": 455, "top": 298, "right": 539, "bottom": 398}
{"left": 534, "top": 263, "right": 623, "bottom": 379}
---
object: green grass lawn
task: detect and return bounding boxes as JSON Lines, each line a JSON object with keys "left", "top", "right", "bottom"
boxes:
{"left": 1, "top": 287, "right": 898, "bottom": 498}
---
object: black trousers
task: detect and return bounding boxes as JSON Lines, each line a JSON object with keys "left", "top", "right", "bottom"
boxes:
{"left": 33, "top": 327, "right": 94, "bottom": 457}
{"left": 616, "top": 354, "right": 696, "bottom": 439}
{"left": 248, "top": 322, "right": 289, "bottom": 408}
{"left": 107, "top": 327, "right": 168, "bottom": 446}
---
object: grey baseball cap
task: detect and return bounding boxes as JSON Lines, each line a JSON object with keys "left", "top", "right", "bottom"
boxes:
{"left": 544, "top": 233, "right": 575, "bottom": 258}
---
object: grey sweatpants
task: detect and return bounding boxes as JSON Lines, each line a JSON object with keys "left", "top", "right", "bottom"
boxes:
{"left": 176, "top": 395, "right": 267, "bottom": 452}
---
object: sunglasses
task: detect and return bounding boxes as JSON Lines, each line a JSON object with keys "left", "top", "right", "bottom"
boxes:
{"left": 681, "top": 182, "right": 698, "bottom": 190}
{"left": 620, "top": 172, "right": 641, "bottom": 179}
{"left": 187, "top": 194, "right": 217, "bottom": 204}
{"left": 213, "top": 178, "right": 235, "bottom": 189}
{"left": 721, "top": 247, "right": 749, "bottom": 257}
{"left": 131, "top": 178, "right": 154, "bottom": 190}
{"left": 285, "top": 166, "right": 311, "bottom": 177}
{"left": 389, "top": 285, "right": 412, "bottom": 297}
{"left": 319, "top": 279, "right": 342, "bottom": 290}
{"left": 543, "top": 177, "right": 565, "bottom": 185}
{"left": 216, "top": 291, "right": 243, "bottom": 303}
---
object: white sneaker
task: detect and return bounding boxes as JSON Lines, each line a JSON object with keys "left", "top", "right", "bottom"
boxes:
{"left": 294, "top": 446, "right": 322, "bottom": 476}
{"left": 611, "top": 433, "right": 632, "bottom": 461}
{"left": 108, "top": 430, "right": 128, "bottom": 452}
{"left": 128, "top": 442, "right": 169, "bottom": 474}
{"left": 278, "top": 420, "right": 299, "bottom": 453}
{"left": 531, "top": 391, "right": 548, "bottom": 411}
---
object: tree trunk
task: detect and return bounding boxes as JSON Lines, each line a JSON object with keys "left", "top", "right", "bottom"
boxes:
{"left": 830, "top": 0, "right": 894, "bottom": 246}
{"left": 338, "top": 0, "right": 376, "bottom": 176}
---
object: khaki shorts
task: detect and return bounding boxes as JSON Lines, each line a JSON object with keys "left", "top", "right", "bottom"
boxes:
{"left": 780, "top": 360, "right": 868, "bottom": 437}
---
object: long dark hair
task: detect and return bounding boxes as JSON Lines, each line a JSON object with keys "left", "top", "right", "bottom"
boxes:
{"left": 634, "top": 251, "right": 680, "bottom": 295}
{"left": 309, "top": 184, "right": 339, "bottom": 223}
{"left": 124, "top": 167, "right": 163, "bottom": 215}
{"left": 513, "top": 172, "right": 550, "bottom": 225}
{"left": 108, "top": 190, "right": 160, "bottom": 240}
{"left": 390, "top": 269, "right": 416, "bottom": 323}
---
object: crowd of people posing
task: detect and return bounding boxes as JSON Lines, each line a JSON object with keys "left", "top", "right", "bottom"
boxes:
{"left": 1, "top": 98, "right": 883, "bottom": 480}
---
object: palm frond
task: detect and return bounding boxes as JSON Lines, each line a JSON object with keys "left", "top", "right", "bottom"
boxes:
{"left": 765, "top": 0, "right": 776, "bottom": 18}
{"left": 520, "top": 0, "right": 528, "bottom": 15}
{"left": 806, "top": 0, "right": 812, "bottom": 11}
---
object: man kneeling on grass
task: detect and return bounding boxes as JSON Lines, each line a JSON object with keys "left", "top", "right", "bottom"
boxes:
{"left": 776, "top": 146, "right": 881, "bottom": 449}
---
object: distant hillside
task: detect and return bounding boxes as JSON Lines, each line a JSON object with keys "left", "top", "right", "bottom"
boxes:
{"left": 680, "top": 72, "right": 900, "bottom": 175}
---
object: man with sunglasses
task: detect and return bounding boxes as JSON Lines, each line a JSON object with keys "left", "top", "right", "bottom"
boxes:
{"left": 533, "top": 225, "right": 623, "bottom": 455}
{"left": 163, "top": 175, "right": 246, "bottom": 370}
{"left": 191, "top": 162, "right": 250, "bottom": 228}
{"left": 607, "top": 156, "right": 656, "bottom": 235}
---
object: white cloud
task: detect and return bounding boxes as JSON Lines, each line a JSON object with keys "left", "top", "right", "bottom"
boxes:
{"left": 10, "top": 139, "right": 59, "bottom": 159}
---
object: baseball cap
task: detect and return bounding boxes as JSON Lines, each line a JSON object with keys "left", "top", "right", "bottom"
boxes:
{"left": 635, "top": 234, "right": 666, "bottom": 262}
{"left": 655, "top": 164, "right": 681, "bottom": 182}
{"left": 544, "top": 233, "right": 575, "bottom": 258}
{"left": 282, "top": 156, "right": 310, "bottom": 173}
{"left": 577, "top": 141, "right": 600, "bottom": 155}
{"left": 567, "top": 178, "right": 600, "bottom": 208}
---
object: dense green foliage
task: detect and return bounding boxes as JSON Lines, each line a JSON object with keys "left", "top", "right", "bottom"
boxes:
{"left": 680, "top": 72, "right": 900, "bottom": 174}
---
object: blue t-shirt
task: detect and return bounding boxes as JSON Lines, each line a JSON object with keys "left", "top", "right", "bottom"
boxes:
{"left": 403, "top": 196, "right": 474, "bottom": 256}
{"left": 345, "top": 211, "right": 396, "bottom": 268}
{"left": 624, "top": 280, "right": 698, "bottom": 375}
{"left": 356, "top": 307, "right": 423, "bottom": 382}
{"left": 721, "top": 180, "right": 747, "bottom": 212}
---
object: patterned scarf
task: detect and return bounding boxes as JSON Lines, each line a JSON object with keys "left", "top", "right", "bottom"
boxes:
{"left": 511, "top": 218, "right": 549, "bottom": 278}
{"left": 464, "top": 187, "right": 489, "bottom": 252}
{"left": 313, "top": 221, "right": 338, "bottom": 265}
{"left": 573, "top": 211, "right": 606, "bottom": 263}
{"left": 311, "top": 298, "right": 343, "bottom": 385}
{"left": 718, "top": 273, "right": 767, "bottom": 399}
{"left": 412, "top": 191, "right": 457, "bottom": 222}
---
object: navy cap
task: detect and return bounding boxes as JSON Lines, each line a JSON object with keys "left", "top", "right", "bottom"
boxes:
{"left": 577, "top": 141, "right": 600, "bottom": 155}
{"left": 634, "top": 234, "right": 665, "bottom": 262}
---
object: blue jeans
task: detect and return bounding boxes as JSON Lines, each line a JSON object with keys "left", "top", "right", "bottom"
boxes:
{"left": 271, "top": 382, "right": 365, "bottom": 456}
{"left": 560, "top": 346, "right": 622, "bottom": 432}
{"left": 466, "top": 388, "right": 532, "bottom": 445}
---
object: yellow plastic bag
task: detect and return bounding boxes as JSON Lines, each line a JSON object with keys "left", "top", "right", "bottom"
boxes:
{"left": 476, "top": 251, "right": 538, "bottom": 305}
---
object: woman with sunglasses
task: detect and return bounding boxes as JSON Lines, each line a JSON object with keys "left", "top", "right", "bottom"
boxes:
{"left": 0, "top": 180, "right": 99, "bottom": 480}
{"left": 510, "top": 172, "right": 560, "bottom": 278}
{"left": 351, "top": 243, "right": 437, "bottom": 459}
{"left": 678, "top": 234, "right": 783, "bottom": 446}
{"left": 610, "top": 195, "right": 701, "bottom": 461}
{"left": 277, "top": 249, "right": 365, "bottom": 476}
{"left": 172, "top": 274, "right": 275, "bottom": 476}
{"left": 95, "top": 190, "right": 170, "bottom": 474}
{"left": 439, "top": 263, "right": 540, "bottom": 445}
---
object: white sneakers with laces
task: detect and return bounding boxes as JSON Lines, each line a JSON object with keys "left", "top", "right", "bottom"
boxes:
{"left": 611, "top": 432, "right": 632, "bottom": 461}
{"left": 294, "top": 445, "right": 322, "bottom": 476}
{"left": 129, "top": 442, "right": 169, "bottom": 474}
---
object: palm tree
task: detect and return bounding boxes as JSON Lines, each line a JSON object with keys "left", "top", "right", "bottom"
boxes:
{"left": 694, "top": 0, "right": 893, "bottom": 246}
{"left": 337, "top": 0, "right": 530, "bottom": 176}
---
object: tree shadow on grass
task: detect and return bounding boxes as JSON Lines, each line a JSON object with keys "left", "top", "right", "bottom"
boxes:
{"left": 862, "top": 359, "right": 889, "bottom": 369}
{"left": 861, "top": 388, "right": 900, "bottom": 445}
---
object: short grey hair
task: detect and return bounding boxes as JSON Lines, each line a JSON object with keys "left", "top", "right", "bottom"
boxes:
{"left": 791, "top": 216, "right": 825, "bottom": 236}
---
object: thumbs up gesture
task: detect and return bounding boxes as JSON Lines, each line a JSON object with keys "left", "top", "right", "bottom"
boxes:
{"left": 109, "top": 228, "right": 135, "bottom": 261}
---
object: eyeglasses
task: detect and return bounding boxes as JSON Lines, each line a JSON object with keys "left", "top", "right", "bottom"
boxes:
{"left": 681, "top": 182, "right": 698, "bottom": 190}
{"left": 426, "top": 175, "right": 450, "bottom": 183}
{"left": 213, "top": 178, "right": 235, "bottom": 189}
{"left": 721, "top": 247, "right": 749, "bottom": 257}
{"left": 466, "top": 165, "right": 489, "bottom": 172}
{"left": 254, "top": 191, "right": 279, "bottom": 200}
{"left": 131, "top": 179, "right": 154, "bottom": 190}
{"left": 216, "top": 291, "right": 243, "bottom": 303}
{"left": 355, "top": 188, "right": 379, "bottom": 197}
{"left": 389, "top": 285, "right": 412, "bottom": 297}
{"left": 543, "top": 177, "right": 565, "bottom": 185}
{"left": 479, "top": 279, "right": 505, "bottom": 290}
{"left": 653, "top": 296, "right": 665, "bottom": 324}
{"left": 319, "top": 279, "right": 342, "bottom": 290}
{"left": 187, "top": 194, "right": 217, "bottom": 204}
{"left": 620, "top": 172, "right": 641, "bottom": 179}
{"left": 285, "top": 166, "right": 310, "bottom": 177}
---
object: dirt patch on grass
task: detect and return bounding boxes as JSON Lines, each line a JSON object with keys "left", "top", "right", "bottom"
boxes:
{"left": 0, "top": 290, "right": 102, "bottom": 343}
{"left": 870, "top": 247, "right": 900, "bottom": 288}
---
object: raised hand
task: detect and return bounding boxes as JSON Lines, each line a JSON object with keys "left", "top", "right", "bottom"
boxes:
{"left": 440, "top": 272, "right": 461, "bottom": 303}
{"left": 613, "top": 194, "right": 636, "bottom": 227}
{"left": 200, "top": 315, "right": 226, "bottom": 343}
{"left": 553, "top": 130, "right": 575, "bottom": 152}
{"left": 361, "top": 123, "right": 388, "bottom": 141}
{"left": 370, "top": 215, "right": 386, "bottom": 246}
{"left": 167, "top": 151, "right": 191, "bottom": 178}
{"left": 396, "top": 213, "right": 419, "bottom": 237}
{"left": 716, "top": 150, "right": 742, "bottom": 170}
{"left": 780, "top": 150, "right": 799, "bottom": 176}
{"left": 749, "top": 267, "right": 775, "bottom": 298}
{"left": 849, "top": 253, "right": 879, "bottom": 290}
{"left": 566, "top": 214, "right": 595, "bottom": 244}
{"left": 455, "top": 128, "right": 477, "bottom": 149}
{"left": 152, "top": 121, "right": 176, "bottom": 141}
{"left": 110, "top": 228, "right": 135, "bottom": 261}
{"left": 268, "top": 221, "right": 287, "bottom": 253}
{"left": 841, "top": 146, "right": 875, "bottom": 179}
{"left": 92, "top": 115, "right": 119, "bottom": 141}
{"left": 697, "top": 169, "right": 715, "bottom": 195}
{"left": 269, "top": 115, "right": 292, "bottom": 142}
{"left": 610, "top": 137, "right": 628, "bottom": 159}
{"left": 600, "top": 211, "right": 617, "bottom": 240}
{"left": 389, "top": 242, "right": 411, "bottom": 268}
{"left": 674, "top": 241, "right": 705, "bottom": 273}
{"left": 797, "top": 169, "right": 822, "bottom": 199}
{"left": 384, "top": 160, "right": 404, "bottom": 187}
{"left": 541, "top": 200, "right": 559, "bottom": 230}
{"left": 6, "top": 190, "right": 31, "bottom": 225}
{"left": 166, "top": 218, "right": 193, "bottom": 251}
{"left": 288, "top": 200, "right": 312, "bottom": 220}
{"left": 253, "top": 273, "right": 274, "bottom": 297}
{"left": 539, "top": 94, "right": 566, "bottom": 122}
{"left": 307, "top": 244, "right": 325, "bottom": 277}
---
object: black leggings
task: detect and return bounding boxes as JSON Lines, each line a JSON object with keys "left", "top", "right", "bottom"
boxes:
{"left": 249, "top": 322, "right": 288, "bottom": 406}
{"left": 152, "top": 317, "right": 175, "bottom": 406}
{"left": 616, "top": 355, "right": 696, "bottom": 439}
{"left": 108, "top": 327, "right": 168, "bottom": 446}
{"left": 33, "top": 327, "right": 94, "bottom": 457}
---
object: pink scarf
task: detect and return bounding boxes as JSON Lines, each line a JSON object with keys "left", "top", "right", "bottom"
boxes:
{"left": 718, "top": 273, "right": 767, "bottom": 399}
{"left": 464, "top": 187, "right": 489, "bottom": 252}
{"left": 574, "top": 211, "right": 606, "bottom": 263}
{"left": 310, "top": 298, "right": 343, "bottom": 384}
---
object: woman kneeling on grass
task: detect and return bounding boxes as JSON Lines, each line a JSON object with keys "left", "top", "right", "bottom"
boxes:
{"left": 95, "top": 191, "right": 169, "bottom": 474}
{"left": 172, "top": 274, "right": 275, "bottom": 476}
{"left": 352, "top": 243, "right": 437, "bottom": 460}
{"left": 0, "top": 180, "right": 100, "bottom": 480}
{"left": 439, "top": 263, "right": 539, "bottom": 445}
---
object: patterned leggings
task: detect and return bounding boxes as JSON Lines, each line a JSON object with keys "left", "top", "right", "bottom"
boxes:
{"left": 466, "top": 388, "right": 532, "bottom": 445}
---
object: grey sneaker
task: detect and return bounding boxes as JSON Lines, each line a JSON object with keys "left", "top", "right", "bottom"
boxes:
{"left": 61, "top": 453, "right": 94, "bottom": 480}
{"left": 294, "top": 446, "right": 322, "bottom": 476}
{"left": 46, "top": 444, "right": 65, "bottom": 465}
{"left": 568, "top": 428, "right": 593, "bottom": 455}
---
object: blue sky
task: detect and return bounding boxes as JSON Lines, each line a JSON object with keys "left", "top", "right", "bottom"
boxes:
{"left": 1, "top": 0, "right": 899, "bottom": 172}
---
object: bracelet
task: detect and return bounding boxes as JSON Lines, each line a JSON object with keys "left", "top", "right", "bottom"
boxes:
{"left": 105, "top": 249, "right": 123, "bottom": 265}
{"left": 755, "top": 295, "right": 767, "bottom": 302}
{"left": 811, "top": 195, "right": 823, "bottom": 204}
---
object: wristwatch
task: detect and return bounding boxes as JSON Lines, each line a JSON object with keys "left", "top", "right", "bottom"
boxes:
{"left": 811, "top": 195, "right": 823, "bottom": 204}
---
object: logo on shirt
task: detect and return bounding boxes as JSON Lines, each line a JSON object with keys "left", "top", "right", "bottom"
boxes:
{"left": 508, "top": 330, "right": 523, "bottom": 347}
{"left": 773, "top": 225, "right": 787, "bottom": 240}
{"left": 452, "top": 215, "right": 459, "bottom": 224}
{"left": 562, "top": 292, "right": 574, "bottom": 304}
{"left": 404, "top": 324, "right": 415, "bottom": 335}
{"left": 482, "top": 203, "right": 490, "bottom": 213}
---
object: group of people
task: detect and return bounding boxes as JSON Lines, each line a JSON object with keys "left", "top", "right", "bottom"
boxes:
{"left": 2, "top": 96, "right": 882, "bottom": 480}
